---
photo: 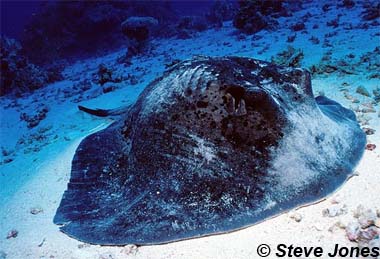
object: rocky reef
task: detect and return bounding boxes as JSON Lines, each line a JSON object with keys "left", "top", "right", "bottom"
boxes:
{"left": 122, "top": 16, "right": 158, "bottom": 57}
{"left": 20, "top": 1, "right": 177, "bottom": 65}
{"left": 205, "top": 0, "right": 237, "bottom": 28}
{"left": 233, "top": 0, "right": 294, "bottom": 34}
{"left": 0, "top": 37, "right": 60, "bottom": 96}
{"left": 2, "top": 1, "right": 238, "bottom": 71}
{"left": 361, "top": 2, "right": 380, "bottom": 21}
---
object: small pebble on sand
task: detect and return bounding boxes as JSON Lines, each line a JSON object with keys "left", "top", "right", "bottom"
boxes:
{"left": 6, "top": 229, "right": 18, "bottom": 239}
{"left": 345, "top": 221, "right": 360, "bottom": 241}
{"left": 78, "top": 243, "right": 91, "bottom": 249}
{"left": 30, "top": 207, "right": 43, "bottom": 215}
{"left": 353, "top": 205, "right": 366, "bottom": 218}
{"left": 376, "top": 219, "right": 380, "bottom": 228}
{"left": 365, "top": 144, "right": 376, "bottom": 151}
{"left": 121, "top": 244, "right": 138, "bottom": 255}
{"left": 362, "top": 127, "right": 376, "bottom": 135}
{"left": 356, "top": 86, "right": 371, "bottom": 97}
{"left": 336, "top": 216, "right": 351, "bottom": 229}
{"left": 330, "top": 194, "right": 343, "bottom": 204}
{"left": 98, "top": 253, "right": 114, "bottom": 259}
{"left": 358, "top": 209, "right": 377, "bottom": 228}
{"left": 323, "top": 204, "right": 347, "bottom": 217}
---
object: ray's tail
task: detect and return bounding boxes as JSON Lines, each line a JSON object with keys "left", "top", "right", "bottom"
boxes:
{"left": 78, "top": 105, "right": 131, "bottom": 117}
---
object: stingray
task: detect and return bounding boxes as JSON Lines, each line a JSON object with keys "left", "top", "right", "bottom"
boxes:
{"left": 54, "top": 56, "right": 365, "bottom": 245}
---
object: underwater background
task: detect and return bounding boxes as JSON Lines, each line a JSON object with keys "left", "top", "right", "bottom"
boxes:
{"left": 0, "top": 0, "right": 379, "bottom": 258}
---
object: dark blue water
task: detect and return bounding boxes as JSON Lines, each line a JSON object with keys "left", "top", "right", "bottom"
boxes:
{"left": 0, "top": 0, "right": 224, "bottom": 40}
{"left": 0, "top": 1, "right": 42, "bottom": 39}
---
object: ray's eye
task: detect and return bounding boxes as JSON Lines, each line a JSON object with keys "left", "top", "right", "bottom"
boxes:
{"left": 226, "top": 85, "right": 245, "bottom": 109}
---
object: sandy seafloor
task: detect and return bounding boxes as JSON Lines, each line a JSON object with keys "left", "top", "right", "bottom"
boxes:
{"left": 0, "top": 2, "right": 379, "bottom": 258}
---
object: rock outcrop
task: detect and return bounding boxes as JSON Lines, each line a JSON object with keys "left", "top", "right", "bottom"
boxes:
{"left": 0, "top": 37, "right": 51, "bottom": 96}
{"left": 233, "top": 0, "right": 289, "bottom": 34}
{"left": 121, "top": 16, "right": 158, "bottom": 56}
